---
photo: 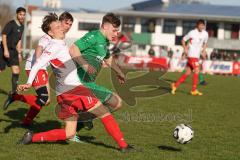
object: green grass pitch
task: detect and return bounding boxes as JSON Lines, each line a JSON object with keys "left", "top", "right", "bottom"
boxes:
{"left": 0, "top": 66, "right": 239, "bottom": 160}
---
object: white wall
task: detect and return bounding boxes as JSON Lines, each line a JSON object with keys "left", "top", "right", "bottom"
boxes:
{"left": 151, "top": 33, "right": 176, "bottom": 46}
{"left": 31, "top": 10, "right": 104, "bottom": 43}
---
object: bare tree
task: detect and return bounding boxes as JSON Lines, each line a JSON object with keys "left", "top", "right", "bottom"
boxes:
{"left": 0, "top": 0, "right": 14, "bottom": 32}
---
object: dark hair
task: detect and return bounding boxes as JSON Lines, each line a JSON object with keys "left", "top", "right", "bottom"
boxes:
{"left": 41, "top": 13, "right": 58, "bottom": 34}
{"left": 196, "top": 19, "right": 205, "bottom": 25}
{"left": 102, "top": 13, "right": 121, "bottom": 28}
{"left": 59, "top": 11, "right": 74, "bottom": 22}
{"left": 16, "top": 7, "right": 26, "bottom": 14}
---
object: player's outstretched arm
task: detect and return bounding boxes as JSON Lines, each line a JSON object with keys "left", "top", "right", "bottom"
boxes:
{"left": 27, "top": 47, "right": 54, "bottom": 85}
{"left": 35, "top": 45, "right": 44, "bottom": 59}
{"left": 104, "top": 56, "right": 126, "bottom": 84}
{"left": 69, "top": 44, "right": 96, "bottom": 74}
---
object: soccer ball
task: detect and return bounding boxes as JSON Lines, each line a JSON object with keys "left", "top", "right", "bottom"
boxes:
{"left": 173, "top": 124, "right": 194, "bottom": 144}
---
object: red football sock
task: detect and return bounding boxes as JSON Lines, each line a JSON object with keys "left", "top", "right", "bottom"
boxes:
{"left": 101, "top": 114, "right": 128, "bottom": 148}
{"left": 13, "top": 94, "right": 38, "bottom": 106}
{"left": 175, "top": 74, "right": 189, "bottom": 88}
{"left": 22, "top": 106, "right": 41, "bottom": 125}
{"left": 32, "top": 129, "right": 66, "bottom": 142}
{"left": 192, "top": 73, "right": 199, "bottom": 91}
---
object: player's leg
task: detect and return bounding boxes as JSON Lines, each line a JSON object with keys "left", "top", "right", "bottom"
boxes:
{"left": 9, "top": 50, "right": 21, "bottom": 93}
{"left": 45, "top": 81, "right": 51, "bottom": 105}
{"left": 88, "top": 103, "right": 132, "bottom": 151}
{"left": 76, "top": 82, "right": 110, "bottom": 131}
{"left": 11, "top": 65, "right": 20, "bottom": 93}
{"left": 19, "top": 91, "right": 81, "bottom": 144}
{"left": 3, "top": 70, "right": 37, "bottom": 110}
{"left": 191, "top": 63, "right": 202, "bottom": 96}
{"left": 171, "top": 66, "right": 191, "bottom": 94}
{"left": 7, "top": 86, "right": 49, "bottom": 125}
{"left": 2, "top": 65, "right": 20, "bottom": 110}
{"left": 199, "top": 72, "right": 207, "bottom": 85}
{"left": 19, "top": 116, "right": 77, "bottom": 144}
{"left": 104, "top": 92, "right": 122, "bottom": 112}
{"left": 199, "top": 64, "right": 207, "bottom": 85}
{"left": 84, "top": 82, "right": 121, "bottom": 112}
{"left": 3, "top": 50, "right": 21, "bottom": 109}
{"left": 74, "top": 85, "right": 132, "bottom": 151}
{"left": 21, "top": 85, "right": 49, "bottom": 125}
{"left": 32, "top": 117, "right": 77, "bottom": 142}
{"left": 3, "top": 70, "right": 49, "bottom": 124}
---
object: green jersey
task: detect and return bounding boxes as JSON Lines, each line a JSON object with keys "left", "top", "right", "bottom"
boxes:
{"left": 75, "top": 30, "right": 110, "bottom": 82}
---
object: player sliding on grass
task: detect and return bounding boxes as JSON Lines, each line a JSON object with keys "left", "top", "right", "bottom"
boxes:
{"left": 69, "top": 13, "right": 126, "bottom": 129}
{"left": 171, "top": 19, "right": 208, "bottom": 96}
{"left": 3, "top": 12, "right": 73, "bottom": 126}
{"left": 17, "top": 13, "right": 135, "bottom": 153}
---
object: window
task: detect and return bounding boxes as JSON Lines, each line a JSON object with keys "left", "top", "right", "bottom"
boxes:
{"left": 163, "top": 19, "right": 176, "bottom": 34}
{"left": 78, "top": 22, "right": 100, "bottom": 31}
{"left": 182, "top": 21, "right": 196, "bottom": 35}
{"left": 206, "top": 22, "right": 218, "bottom": 38}
{"left": 141, "top": 18, "right": 156, "bottom": 33}
{"left": 122, "top": 17, "right": 135, "bottom": 32}
{"left": 224, "top": 24, "right": 239, "bottom": 40}
{"left": 231, "top": 24, "right": 239, "bottom": 39}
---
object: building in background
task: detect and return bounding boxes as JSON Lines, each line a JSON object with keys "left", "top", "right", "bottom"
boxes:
{"left": 43, "top": 0, "right": 61, "bottom": 9}
{"left": 114, "top": 0, "right": 240, "bottom": 56}
{"left": 28, "top": 0, "right": 240, "bottom": 57}
{"left": 30, "top": 8, "right": 104, "bottom": 49}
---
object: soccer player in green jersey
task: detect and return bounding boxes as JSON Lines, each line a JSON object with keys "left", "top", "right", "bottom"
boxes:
{"left": 70, "top": 13, "right": 126, "bottom": 126}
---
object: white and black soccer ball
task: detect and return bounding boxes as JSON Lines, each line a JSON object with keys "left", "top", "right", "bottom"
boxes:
{"left": 173, "top": 124, "right": 194, "bottom": 144}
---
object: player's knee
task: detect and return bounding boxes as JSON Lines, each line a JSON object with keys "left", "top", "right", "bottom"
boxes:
{"left": 12, "top": 67, "right": 20, "bottom": 74}
{"left": 66, "top": 130, "right": 76, "bottom": 139}
{"left": 36, "top": 86, "right": 49, "bottom": 106}
{"left": 194, "top": 68, "right": 200, "bottom": 74}
{"left": 89, "top": 103, "right": 109, "bottom": 118}
{"left": 185, "top": 70, "right": 191, "bottom": 76}
{"left": 116, "top": 97, "right": 122, "bottom": 109}
{"left": 113, "top": 95, "right": 122, "bottom": 110}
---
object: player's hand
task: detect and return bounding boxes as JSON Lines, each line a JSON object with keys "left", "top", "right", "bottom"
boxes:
{"left": 17, "top": 84, "right": 32, "bottom": 92}
{"left": 83, "top": 64, "right": 96, "bottom": 74}
{"left": 4, "top": 50, "right": 10, "bottom": 58}
{"left": 117, "top": 73, "right": 126, "bottom": 84}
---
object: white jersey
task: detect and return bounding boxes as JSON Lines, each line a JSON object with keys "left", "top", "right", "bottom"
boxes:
{"left": 27, "top": 39, "right": 82, "bottom": 95}
{"left": 183, "top": 29, "right": 208, "bottom": 59}
{"left": 25, "top": 34, "right": 51, "bottom": 70}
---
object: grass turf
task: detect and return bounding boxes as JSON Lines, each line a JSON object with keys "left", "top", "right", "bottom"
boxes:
{"left": 0, "top": 66, "right": 239, "bottom": 160}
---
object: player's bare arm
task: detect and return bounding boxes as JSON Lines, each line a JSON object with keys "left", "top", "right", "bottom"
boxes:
{"left": 69, "top": 44, "right": 96, "bottom": 74}
{"left": 181, "top": 39, "right": 188, "bottom": 56}
{"left": 201, "top": 43, "right": 208, "bottom": 60}
{"left": 35, "top": 45, "right": 44, "bottom": 59}
{"left": 2, "top": 34, "right": 10, "bottom": 58}
{"left": 104, "top": 56, "right": 126, "bottom": 84}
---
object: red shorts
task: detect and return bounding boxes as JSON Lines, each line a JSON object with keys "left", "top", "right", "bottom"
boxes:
{"left": 56, "top": 85, "right": 99, "bottom": 120}
{"left": 187, "top": 58, "right": 199, "bottom": 70}
{"left": 26, "top": 70, "right": 48, "bottom": 87}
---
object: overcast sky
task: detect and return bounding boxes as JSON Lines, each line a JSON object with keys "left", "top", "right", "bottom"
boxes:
{"left": 11, "top": 0, "right": 240, "bottom": 11}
